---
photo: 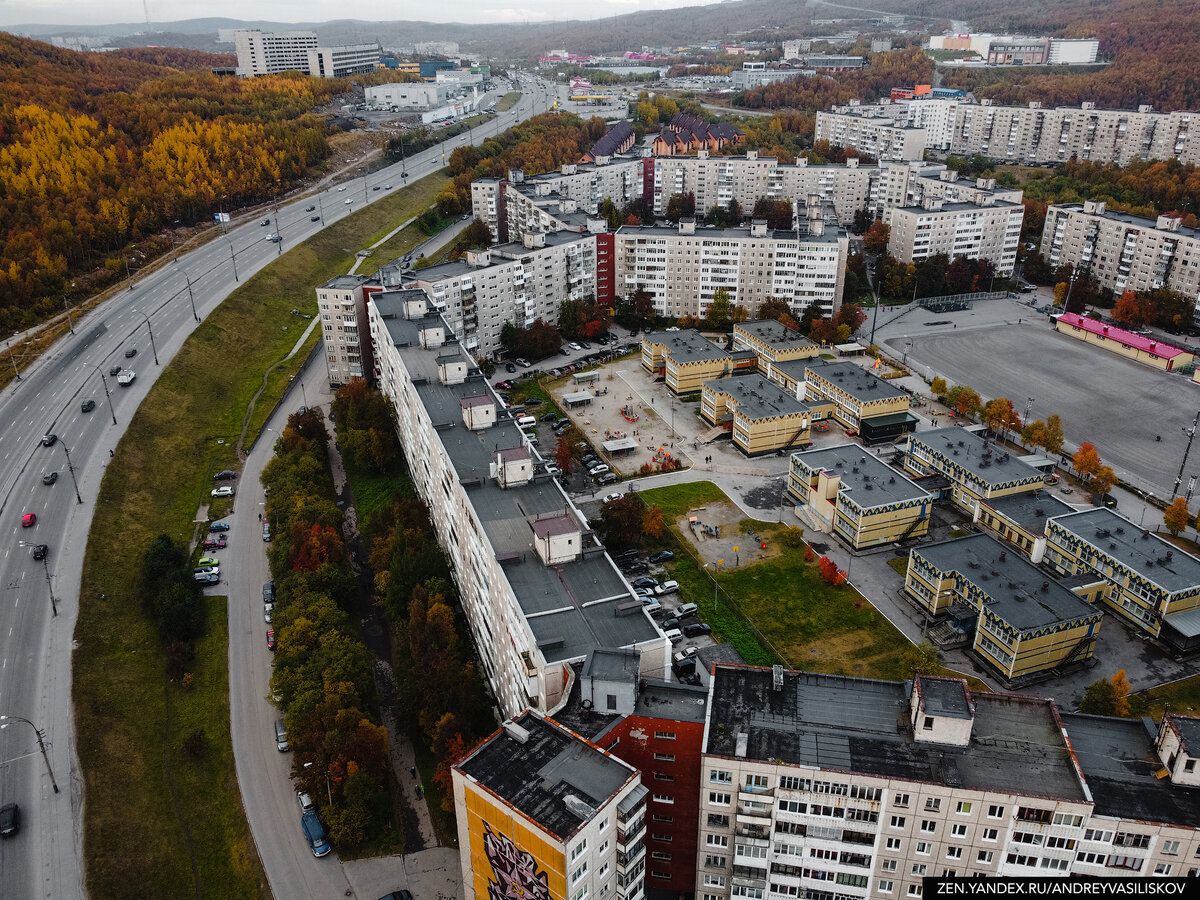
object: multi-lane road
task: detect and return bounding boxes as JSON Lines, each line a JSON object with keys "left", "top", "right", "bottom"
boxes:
{"left": 0, "top": 75, "right": 555, "bottom": 900}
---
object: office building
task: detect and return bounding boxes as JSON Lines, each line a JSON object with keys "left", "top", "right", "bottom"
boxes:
{"left": 316, "top": 274, "right": 375, "bottom": 387}
{"left": 1041, "top": 201, "right": 1200, "bottom": 309}
{"left": 234, "top": 29, "right": 318, "bottom": 76}
{"left": 698, "top": 665, "right": 1200, "bottom": 900}
{"left": 453, "top": 711, "right": 647, "bottom": 900}
{"left": 906, "top": 533, "right": 1102, "bottom": 681}
{"left": 307, "top": 44, "right": 380, "bottom": 79}
{"left": 789, "top": 444, "right": 933, "bottom": 549}
{"left": 700, "top": 376, "right": 815, "bottom": 457}
{"left": 1044, "top": 507, "right": 1200, "bottom": 652}
{"left": 368, "top": 290, "right": 667, "bottom": 718}
{"left": 904, "top": 426, "right": 1046, "bottom": 514}
{"left": 885, "top": 198, "right": 1023, "bottom": 276}
{"left": 928, "top": 34, "right": 1099, "bottom": 66}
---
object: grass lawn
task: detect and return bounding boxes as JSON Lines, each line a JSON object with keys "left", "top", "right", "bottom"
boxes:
{"left": 75, "top": 170, "right": 451, "bottom": 899}
{"left": 495, "top": 92, "right": 520, "bottom": 112}
{"left": 1140, "top": 674, "right": 1200, "bottom": 720}
{"left": 639, "top": 481, "right": 727, "bottom": 520}
{"left": 343, "top": 454, "right": 414, "bottom": 523}
{"left": 888, "top": 557, "right": 910, "bottom": 577}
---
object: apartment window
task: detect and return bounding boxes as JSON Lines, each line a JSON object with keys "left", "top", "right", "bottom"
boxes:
{"left": 924, "top": 799, "right": 941, "bottom": 812}
{"left": 893, "top": 793, "right": 910, "bottom": 808}
{"left": 708, "top": 814, "right": 730, "bottom": 829}
{"left": 890, "top": 816, "right": 906, "bottom": 829}
{"left": 710, "top": 769, "right": 733, "bottom": 785}
{"left": 878, "top": 881, "right": 894, "bottom": 894}
{"left": 1006, "top": 854, "right": 1038, "bottom": 867}
{"left": 572, "top": 887, "right": 588, "bottom": 900}
{"left": 946, "top": 847, "right": 963, "bottom": 860}
{"left": 1052, "top": 813, "right": 1083, "bottom": 828}
{"left": 986, "top": 804, "right": 1005, "bottom": 819}
{"left": 956, "top": 802, "right": 972, "bottom": 815}
{"left": 920, "top": 821, "right": 937, "bottom": 834}
{"left": 706, "top": 835, "right": 729, "bottom": 848}
{"left": 1154, "top": 864, "right": 1173, "bottom": 876}
{"left": 652, "top": 813, "right": 674, "bottom": 824}
{"left": 977, "top": 851, "right": 994, "bottom": 865}
{"left": 704, "top": 854, "right": 727, "bottom": 868}
{"left": 951, "top": 824, "right": 968, "bottom": 838}
{"left": 654, "top": 753, "right": 676, "bottom": 762}
{"left": 703, "top": 875, "right": 726, "bottom": 888}
{"left": 1046, "top": 837, "right": 1076, "bottom": 851}
{"left": 653, "top": 774, "right": 675, "bottom": 782}
{"left": 652, "top": 794, "right": 673, "bottom": 804}
{"left": 1041, "top": 858, "right": 1069, "bottom": 872}
{"left": 1017, "top": 807, "right": 1052, "bottom": 825}
{"left": 745, "top": 774, "right": 769, "bottom": 791}
{"left": 916, "top": 842, "right": 931, "bottom": 856}
{"left": 709, "top": 792, "right": 731, "bottom": 806}
{"left": 881, "top": 859, "right": 898, "bottom": 872}
{"left": 1083, "top": 829, "right": 1112, "bottom": 843}
{"left": 703, "top": 894, "right": 722, "bottom": 900}
{"left": 654, "top": 731, "right": 676, "bottom": 741}
{"left": 1163, "top": 840, "right": 1181, "bottom": 856}
{"left": 779, "top": 776, "right": 807, "bottom": 791}
{"left": 571, "top": 840, "right": 588, "bottom": 862}
{"left": 571, "top": 862, "right": 588, "bottom": 883}
{"left": 1115, "top": 832, "right": 1151, "bottom": 850}
{"left": 651, "top": 851, "right": 671, "bottom": 861}
{"left": 911, "top": 864, "right": 927, "bottom": 876}
{"left": 1076, "top": 852, "right": 1105, "bottom": 866}
{"left": 907, "top": 884, "right": 924, "bottom": 897}
{"left": 886, "top": 838, "right": 902, "bottom": 851}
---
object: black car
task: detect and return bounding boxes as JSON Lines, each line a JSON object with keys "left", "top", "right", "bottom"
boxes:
{"left": 81, "top": 399, "right": 96, "bottom": 413}
{"left": 124, "top": 348, "right": 137, "bottom": 358}
{"left": 32, "top": 544, "right": 48, "bottom": 561}
{"left": 524, "top": 397, "right": 542, "bottom": 407}
{"left": 208, "top": 521, "right": 231, "bottom": 532}
{"left": 540, "top": 412, "right": 558, "bottom": 422}
{"left": 631, "top": 576, "right": 659, "bottom": 589}
{"left": 311, "top": 215, "right": 321, "bottom": 222}
{"left": 0, "top": 802, "right": 18, "bottom": 837}
{"left": 649, "top": 550, "right": 674, "bottom": 563}
{"left": 42, "top": 471, "right": 57, "bottom": 485}
{"left": 377, "top": 892, "right": 414, "bottom": 900}
{"left": 41, "top": 433, "right": 56, "bottom": 447}
{"left": 662, "top": 617, "right": 681, "bottom": 631}
{"left": 506, "top": 363, "right": 517, "bottom": 373}
{"left": 213, "top": 470, "right": 238, "bottom": 481}
{"left": 109, "top": 364, "right": 122, "bottom": 376}
{"left": 305, "top": 205, "right": 316, "bottom": 212}
{"left": 683, "top": 623, "right": 711, "bottom": 638}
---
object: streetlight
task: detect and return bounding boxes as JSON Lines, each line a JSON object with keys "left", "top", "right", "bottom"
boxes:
{"left": 184, "top": 273, "right": 200, "bottom": 322}
{"left": 361, "top": 166, "right": 368, "bottom": 202}
{"left": 60, "top": 440, "right": 83, "bottom": 505}
{"left": 228, "top": 239, "right": 239, "bottom": 282}
{"left": 62, "top": 295, "right": 75, "bottom": 335}
{"left": 41, "top": 555, "right": 58, "bottom": 617}
{"left": 0, "top": 714, "right": 59, "bottom": 793}
{"left": 125, "top": 257, "right": 137, "bottom": 291}
{"left": 7, "top": 335, "right": 21, "bottom": 381}
{"left": 139, "top": 312, "right": 159, "bottom": 365}
{"left": 303, "top": 760, "right": 333, "bottom": 806}
{"left": 95, "top": 365, "right": 117, "bottom": 425}
{"left": 1140, "top": 493, "right": 1155, "bottom": 529}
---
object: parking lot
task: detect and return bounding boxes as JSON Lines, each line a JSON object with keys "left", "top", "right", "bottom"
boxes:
{"left": 875, "top": 297, "right": 1198, "bottom": 497}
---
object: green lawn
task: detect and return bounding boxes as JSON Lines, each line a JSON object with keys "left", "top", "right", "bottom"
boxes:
{"left": 495, "top": 92, "right": 520, "bottom": 112}
{"left": 75, "top": 170, "right": 451, "bottom": 899}
{"left": 1141, "top": 675, "right": 1200, "bottom": 720}
{"left": 639, "top": 481, "right": 728, "bottom": 520}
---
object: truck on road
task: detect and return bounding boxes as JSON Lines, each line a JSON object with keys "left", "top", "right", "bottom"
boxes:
{"left": 117, "top": 370, "right": 136, "bottom": 386}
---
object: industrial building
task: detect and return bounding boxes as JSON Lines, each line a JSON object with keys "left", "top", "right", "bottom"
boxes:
{"left": 928, "top": 33, "right": 1100, "bottom": 65}
{"left": 364, "top": 82, "right": 451, "bottom": 109}
{"left": 1041, "top": 201, "right": 1200, "bottom": 311}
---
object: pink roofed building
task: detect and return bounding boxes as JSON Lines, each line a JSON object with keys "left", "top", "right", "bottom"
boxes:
{"left": 1054, "top": 312, "right": 1194, "bottom": 371}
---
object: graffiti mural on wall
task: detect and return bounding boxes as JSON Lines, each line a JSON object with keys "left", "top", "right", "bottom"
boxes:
{"left": 484, "top": 822, "right": 552, "bottom": 900}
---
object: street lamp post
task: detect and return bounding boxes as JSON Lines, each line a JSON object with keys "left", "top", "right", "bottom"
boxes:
{"left": 95, "top": 365, "right": 117, "bottom": 425}
{"left": 303, "top": 760, "right": 333, "bottom": 806}
{"left": 361, "top": 167, "right": 369, "bottom": 202}
{"left": 41, "top": 556, "right": 58, "bottom": 617}
{"left": 184, "top": 273, "right": 200, "bottom": 322}
{"left": 7, "top": 336, "right": 21, "bottom": 381}
{"left": 60, "top": 441, "right": 83, "bottom": 505}
{"left": 63, "top": 296, "right": 75, "bottom": 334}
{"left": 228, "top": 240, "right": 239, "bottom": 282}
{"left": 0, "top": 714, "right": 59, "bottom": 793}
{"left": 1140, "top": 493, "right": 1155, "bottom": 529}
{"left": 141, "top": 312, "right": 159, "bottom": 366}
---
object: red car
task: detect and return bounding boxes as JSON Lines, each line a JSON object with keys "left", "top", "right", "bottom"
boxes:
{"left": 21, "top": 513, "right": 35, "bottom": 528}
{"left": 202, "top": 536, "right": 228, "bottom": 551}
{"left": 266, "top": 629, "right": 276, "bottom": 651}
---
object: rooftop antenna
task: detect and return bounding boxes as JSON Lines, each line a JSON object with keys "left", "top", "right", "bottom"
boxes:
{"left": 142, "top": 0, "right": 153, "bottom": 34}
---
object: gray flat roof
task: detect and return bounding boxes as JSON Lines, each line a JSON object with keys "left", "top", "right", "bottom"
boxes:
{"left": 792, "top": 444, "right": 931, "bottom": 510}
{"left": 911, "top": 426, "right": 1046, "bottom": 489}
{"left": 913, "top": 533, "right": 1100, "bottom": 631}
{"left": 650, "top": 329, "right": 729, "bottom": 364}
{"left": 736, "top": 319, "right": 819, "bottom": 351}
{"left": 706, "top": 376, "right": 811, "bottom": 421}
{"left": 1049, "top": 507, "right": 1200, "bottom": 595}
{"left": 1059, "top": 713, "right": 1200, "bottom": 827}
{"left": 919, "top": 676, "right": 971, "bottom": 719}
{"left": 805, "top": 359, "right": 908, "bottom": 403}
{"left": 457, "top": 712, "right": 636, "bottom": 840}
{"left": 372, "top": 293, "right": 661, "bottom": 663}
{"left": 582, "top": 647, "right": 641, "bottom": 682}
{"left": 318, "top": 273, "right": 370, "bottom": 290}
{"left": 894, "top": 200, "right": 1022, "bottom": 214}
{"left": 981, "top": 488, "right": 1076, "bottom": 534}
{"left": 707, "top": 666, "right": 1087, "bottom": 802}
{"left": 1052, "top": 202, "right": 1168, "bottom": 233}
{"left": 633, "top": 680, "right": 710, "bottom": 724}
{"left": 617, "top": 223, "right": 843, "bottom": 243}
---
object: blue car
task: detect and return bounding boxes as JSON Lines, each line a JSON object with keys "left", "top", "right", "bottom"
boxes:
{"left": 649, "top": 551, "right": 674, "bottom": 563}
{"left": 208, "top": 522, "right": 231, "bottom": 532}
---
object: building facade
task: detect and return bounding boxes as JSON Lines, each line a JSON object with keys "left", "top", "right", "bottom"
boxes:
{"left": 316, "top": 274, "right": 373, "bottom": 387}
{"left": 904, "top": 427, "right": 1046, "bottom": 514}
{"left": 783, "top": 359, "right": 914, "bottom": 440}
{"left": 700, "top": 377, "right": 814, "bottom": 457}
{"left": 814, "top": 105, "right": 928, "bottom": 162}
{"left": 1040, "top": 201, "right": 1200, "bottom": 309}
{"left": 885, "top": 199, "right": 1023, "bottom": 276}
{"left": 365, "top": 82, "right": 449, "bottom": 108}
{"left": 307, "top": 43, "right": 380, "bottom": 79}
{"left": 234, "top": 29, "right": 318, "bottom": 76}
{"left": 454, "top": 711, "right": 648, "bottom": 900}
{"left": 1053, "top": 313, "right": 1194, "bottom": 371}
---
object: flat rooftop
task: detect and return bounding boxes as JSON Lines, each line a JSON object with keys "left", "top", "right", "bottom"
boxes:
{"left": 1049, "top": 507, "right": 1200, "bottom": 595}
{"left": 1058, "top": 312, "right": 1188, "bottom": 359}
{"left": 803, "top": 359, "right": 908, "bottom": 404}
{"left": 1060, "top": 713, "right": 1200, "bottom": 827}
{"left": 911, "top": 426, "right": 1046, "bottom": 489}
{"left": 646, "top": 329, "right": 729, "bottom": 364}
{"left": 706, "top": 375, "right": 811, "bottom": 421}
{"left": 633, "top": 679, "right": 709, "bottom": 724}
{"left": 736, "top": 319, "right": 819, "bottom": 352}
{"left": 319, "top": 273, "right": 369, "bottom": 290}
{"left": 914, "top": 533, "right": 1100, "bottom": 631}
{"left": 457, "top": 711, "right": 637, "bottom": 840}
{"left": 894, "top": 199, "right": 1022, "bottom": 215}
{"left": 707, "top": 666, "right": 1087, "bottom": 802}
{"left": 793, "top": 443, "right": 931, "bottom": 509}
{"left": 981, "top": 488, "right": 1076, "bottom": 534}
{"left": 1053, "top": 202, "right": 1183, "bottom": 234}
{"left": 617, "top": 223, "right": 844, "bottom": 244}
{"left": 372, "top": 294, "right": 661, "bottom": 664}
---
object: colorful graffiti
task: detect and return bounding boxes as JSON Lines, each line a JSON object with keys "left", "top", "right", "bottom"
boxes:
{"left": 484, "top": 822, "right": 551, "bottom": 900}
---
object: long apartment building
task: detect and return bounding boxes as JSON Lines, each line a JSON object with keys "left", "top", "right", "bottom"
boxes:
{"left": 367, "top": 290, "right": 667, "bottom": 718}
{"left": 612, "top": 218, "right": 848, "bottom": 320}
{"left": 698, "top": 666, "right": 1200, "bottom": 900}
{"left": 1040, "top": 200, "right": 1200, "bottom": 307}
{"left": 818, "top": 97, "right": 1200, "bottom": 166}
{"left": 405, "top": 231, "right": 598, "bottom": 357}
{"left": 233, "top": 29, "right": 379, "bottom": 78}
{"left": 317, "top": 274, "right": 377, "bottom": 387}
{"left": 886, "top": 198, "right": 1024, "bottom": 276}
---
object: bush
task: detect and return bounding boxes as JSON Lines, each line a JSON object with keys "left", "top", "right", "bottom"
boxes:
{"left": 780, "top": 526, "right": 806, "bottom": 548}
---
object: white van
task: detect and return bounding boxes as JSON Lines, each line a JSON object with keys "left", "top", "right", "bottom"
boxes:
{"left": 517, "top": 415, "right": 536, "bottom": 429}
{"left": 663, "top": 628, "right": 683, "bottom": 644}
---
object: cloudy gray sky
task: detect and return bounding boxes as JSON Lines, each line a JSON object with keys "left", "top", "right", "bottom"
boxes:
{"left": 0, "top": 0, "right": 726, "bottom": 27}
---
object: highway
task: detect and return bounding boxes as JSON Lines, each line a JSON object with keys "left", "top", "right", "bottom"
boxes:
{"left": 0, "top": 74, "right": 555, "bottom": 900}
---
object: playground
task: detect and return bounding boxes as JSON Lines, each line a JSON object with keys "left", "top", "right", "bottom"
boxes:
{"left": 672, "top": 500, "right": 785, "bottom": 571}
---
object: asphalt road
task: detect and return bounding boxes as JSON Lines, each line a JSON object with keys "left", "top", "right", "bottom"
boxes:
{"left": 0, "top": 76, "right": 554, "bottom": 900}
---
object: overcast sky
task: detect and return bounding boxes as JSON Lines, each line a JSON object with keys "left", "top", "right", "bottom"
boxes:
{"left": 0, "top": 0, "right": 726, "bottom": 28}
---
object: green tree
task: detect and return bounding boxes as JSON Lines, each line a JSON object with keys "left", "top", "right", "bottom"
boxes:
{"left": 930, "top": 376, "right": 947, "bottom": 396}
{"left": 897, "top": 639, "right": 940, "bottom": 676}
{"left": 665, "top": 192, "right": 695, "bottom": 222}
{"left": 1078, "top": 676, "right": 1118, "bottom": 715}
{"left": 705, "top": 288, "right": 734, "bottom": 329}
{"left": 1042, "top": 415, "right": 1065, "bottom": 456}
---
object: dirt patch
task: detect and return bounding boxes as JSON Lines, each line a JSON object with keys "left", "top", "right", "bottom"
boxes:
{"left": 675, "top": 502, "right": 783, "bottom": 569}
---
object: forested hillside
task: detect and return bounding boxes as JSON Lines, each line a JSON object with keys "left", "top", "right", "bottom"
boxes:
{"left": 0, "top": 33, "right": 341, "bottom": 328}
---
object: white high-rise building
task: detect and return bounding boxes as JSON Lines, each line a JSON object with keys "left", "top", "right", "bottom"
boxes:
{"left": 886, "top": 199, "right": 1023, "bottom": 276}
{"left": 234, "top": 29, "right": 318, "bottom": 77}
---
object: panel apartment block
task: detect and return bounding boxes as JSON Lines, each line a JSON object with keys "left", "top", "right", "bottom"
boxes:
{"left": 317, "top": 274, "right": 372, "bottom": 387}
{"left": 368, "top": 291, "right": 666, "bottom": 719}
{"left": 886, "top": 199, "right": 1023, "bottom": 276}
{"left": 814, "top": 105, "right": 928, "bottom": 161}
{"left": 697, "top": 666, "right": 1200, "bottom": 900}
{"left": 307, "top": 44, "right": 380, "bottom": 79}
{"left": 614, "top": 219, "right": 847, "bottom": 320}
{"left": 454, "top": 711, "right": 648, "bottom": 900}
{"left": 1041, "top": 200, "right": 1200, "bottom": 307}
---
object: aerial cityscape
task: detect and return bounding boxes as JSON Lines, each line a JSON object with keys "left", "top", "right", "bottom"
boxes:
{"left": 1, "top": 1, "right": 1200, "bottom": 898}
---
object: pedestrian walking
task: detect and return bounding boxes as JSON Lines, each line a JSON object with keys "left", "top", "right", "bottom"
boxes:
{"left": 410, "top": 766, "right": 417, "bottom": 779}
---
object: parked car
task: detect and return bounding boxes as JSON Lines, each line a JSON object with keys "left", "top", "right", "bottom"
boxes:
{"left": 603, "top": 493, "right": 623, "bottom": 503}
{"left": 42, "top": 471, "right": 57, "bottom": 486}
{"left": 654, "top": 580, "right": 680, "bottom": 596}
{"left": 649, "top": 550, "right": 674, "bottom": 563}
{"left": 515, "top": 357, "right": 532, "bottom": 368}
{"left": 631, "top": 576, "right": 659, "bottom": 589}
{"left": 262, "top": 521, "right": 272, "bottom": 542}
{"left": 264, "top": 603, "right": 273, "bottom": 624}
{"left": 661, "top": 617, "right": 681, "bottom": 631}
{"left": 597, "top": 472, "right": 619, "bottom": 485}
{"left": 524, "top": 397, "right": 542, "bottom": 407}
{"left": 0, "top": 802, "right": 20, "bottom": 838}
{"left": 275, "top": 718, "right": 288, "bottom": 752}
{"left": 297, "top": 791, "right": 315, "bottom": 815}
{"left": 81, "top": 399, "right": 96, "bottom": 413}
{"left": 683, "top": 623, "right": 711, "bottom": 638}
{"left": 266, "top": 629, "right": 276, "bottom": 651}
{"left": 209, "top": 521, "right": 231, "bottom": 532}
{"left": 301, "top": 810, "right": 331, "bottom": 857}
{"left": 211, "top": 486, "right": 234, "bottom": 498}
{"left": 213, "top": 470, "right": 238, "bottom": 481}
{"left": 540, "top": 412, "right": 558, "bottom": 423}
{"left": 197, "top": 556, "right": 219, "bottom": 568}
{"left": 588, "top": 463, "right": 610, "bottom": 476}
{"left": 202, "top": 536, "right": 227, "bottom": 550}
{"left": 506, "top": 363, "right": 517, "bottom": 373}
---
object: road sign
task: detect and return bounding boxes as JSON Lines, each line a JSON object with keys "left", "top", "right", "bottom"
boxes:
{"left": 214, "top": 212, "right": 230, "bottom": 223}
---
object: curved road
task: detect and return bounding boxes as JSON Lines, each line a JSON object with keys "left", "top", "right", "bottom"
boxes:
{"left": 0, "top": 75, "right": 555, "bottom": 900}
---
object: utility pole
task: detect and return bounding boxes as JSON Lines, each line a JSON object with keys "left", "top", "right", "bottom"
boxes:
{"left": 1188, "top": 475, "right": 1197, "bottom": 506}
{"left": 229, "top": 241, "right": 239, "bottom": 282}
{"left": 95, "top": 366, "right": 117, "bottom": 425}
{"left": 41, "top": 556, "right": 58, "bottom": 617}
{"left": 1023, "top": 396, "right": 1035, "bottom": 428}
{"left": 0, "top": 715, "right": 59, "bottom": 794}
{"left": 142, "top": 312, "right": 159, "bottom": 365}
{"left": 184, "top": 273, "right": 200, "bottom": 322}
{"left": 1174, "top": 411, "right": 1200, "bottom": 497}
{"left": 62, "top": 296, "right": 75, "bottom": 334}
{"left": 7, "top": 337, "right": 20, "bottom": 381}
{"left": 61, "top": 441, "right": 83, "bottom": 505}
